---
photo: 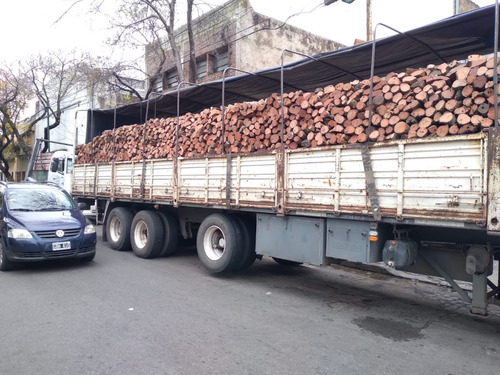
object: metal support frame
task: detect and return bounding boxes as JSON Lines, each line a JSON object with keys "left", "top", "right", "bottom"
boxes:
{"left": 221, "top": 67, "right": 258, "bottom": 210}
{"left": 362, "top": 23, "right": 449, "bottom": 221}
{"left": 367, "top": 23, "right": 447, "bottom": 137}
{"left": 280, "top": 48, "right": 362, "bottom": 149}
{"left": 221, "top": 67, "right": 258, "bottom": 153}
{"left": 140, "top": 92, "right": 163, "bottom": 200}
{"left": 494, "top": 0, "right": 499, "bottom": 127}
{"left": 419, "top": 245, "right": 492, "bottom": 315}
{"left": 174, "top": 82, "right": 202, "bottom": 206}
{"left": 487, "top": 278, "right": 499, "bottom": 298}
{"left": 110, "top": 99, "right": 118, "bottom": 204}
{"left": 419, "top": 251, "right": 472, "bottom": 303}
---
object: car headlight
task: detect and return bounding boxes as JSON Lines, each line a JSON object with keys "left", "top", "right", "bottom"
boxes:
{"left": 8, "top": 228, "right": 33, "bottom": 239}
{"left": 84, "top": 224, "right": 96, "bottom": 235}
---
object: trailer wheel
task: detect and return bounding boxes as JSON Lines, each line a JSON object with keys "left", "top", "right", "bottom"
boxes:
{"left": 130, "top": 210, "right": 164, "bottom": 259}
{"left": 106, "top": 207, "right": 134, "bottom": 251}
{"left": 157, "top": 211, "right": 179, "bottom": 257}
{"left": 197, "top": 213, "right": 242, "bottom": 273}
{"left": 233, "top": 216, "right": 256, "bottom": 271}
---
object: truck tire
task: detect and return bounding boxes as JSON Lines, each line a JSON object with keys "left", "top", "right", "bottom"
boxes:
{"left": 157, "top": 211, "right": 179, "bottom": 257}
{"left": 130, "top": 210, "right": 164, "bottom": 259}
{"left": 106, "top": 207, "right": 134, "bottom": 251}
{"left": 232, "top": 216, "right": 256, "bottom": 271}
{"left": 0, "top": 240, "right": 14, "bottom": 271}
{"left": 197, "top": 213, "right": 243, "bottom": 273}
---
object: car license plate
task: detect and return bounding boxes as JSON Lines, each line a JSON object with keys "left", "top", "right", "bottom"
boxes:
{"left": 52, "top": 241, "right": 71, "bottom": 251}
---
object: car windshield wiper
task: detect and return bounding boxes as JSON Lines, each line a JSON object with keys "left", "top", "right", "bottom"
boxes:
{"left": 11, "top": 208, "right": 36, "bottom": 212}
{"left": 38, "top": 207, "right": 71, "bottom": 211}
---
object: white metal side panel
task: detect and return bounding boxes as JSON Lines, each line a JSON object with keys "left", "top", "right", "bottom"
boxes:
{"left": 148, "top": 159, "right": 174, "bottom": 201}
{"left": 95, "top": 164, "right": 112, "bottom": 196}
{"left": 114, "top": 162, "right": 142, "bottom": 198}
{"left": 286, "top": 149, "right": 338, "bottom": 207}
{"left": 285, "top": 136, "right": 485, "bottom": 220}
{"left": 235, "top": 154, "right": 276, "bottom": 206}
{"left": 400, "top": 138, "right": 485, "bottom": 217}
{"left": 338, "top": 148, "right": 370, "bottom": 210}
{"left": 72, "top": 164, "right": 92, "bottom": 195}
{"left": 369, "top": 146, "right": 400, "bottom": 214}
{"left": 178, "top": 158, "right": 227, "bottom": 203}
{"left": 286, "top": 146, "right": 400, "bottom": 212}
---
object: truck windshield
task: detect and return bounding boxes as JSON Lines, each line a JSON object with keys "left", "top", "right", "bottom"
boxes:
{"left": 7, "top": 188, "right": 76, "bottom": 211}
{"left": 66, "top": 158, "right": 73, "bottom": 174}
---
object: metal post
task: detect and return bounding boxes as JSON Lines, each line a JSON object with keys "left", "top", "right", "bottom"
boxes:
{"left": 280, "top": 48, "right": 362, "bottom": 149}
{"left": 174, "top": 82, "right": 201, "bottom": 206}
{"left": 221, "top": 68, "right": 257, "bottom": 209}
{"left": 280, "top": 49, "right": 316, "bottom": 149}
{"left": 366, "top": 0, "right": 372, "bottom": 41}
{"left": 221, "top": 67, "right": 257, "bottom": 154}
{"left": 46, "top": 107, "right": 50, "bottom": 152}
{"left": 140, "top": 92, "right": 162, "bottom": 199}
{"left": 471, "top": 272, "right": 488, "bottom": 315}
{"left": 367, "top": 23, "right": 447, "bottom": 137}
{"left": 494, "top": 0, "right": 499, "bottom": 127}
{"left": 113, "top": 91, "right": 118, "bottom": 158}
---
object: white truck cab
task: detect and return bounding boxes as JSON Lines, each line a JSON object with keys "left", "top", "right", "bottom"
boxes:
{"left": 47, "top": 150, "right": 73, "bottom": 193}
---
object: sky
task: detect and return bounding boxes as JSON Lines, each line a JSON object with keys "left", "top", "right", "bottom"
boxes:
{"left": 0, "top": 0, "right": 497, "bottom": 65}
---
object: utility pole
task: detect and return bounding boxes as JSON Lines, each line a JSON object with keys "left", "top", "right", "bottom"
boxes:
{"left": 366, "top": 0, "right": 372, "bottom": 41}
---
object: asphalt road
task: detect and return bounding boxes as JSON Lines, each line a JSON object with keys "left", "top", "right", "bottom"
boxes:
{"left": 0, "top": 227, "right": 499, "bottom": 375}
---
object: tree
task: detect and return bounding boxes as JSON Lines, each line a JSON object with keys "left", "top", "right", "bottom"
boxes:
{"left": 0, "top": 51, "right": 98, "bottom": 180}
{"left": 0, "top": 66, "right": 44, "bottom": 180}
{"left": 25, "top": 51, "right": 88, "bottom": 145}
{"left": 83, "top": 0, "right": 201, "bottom": 100}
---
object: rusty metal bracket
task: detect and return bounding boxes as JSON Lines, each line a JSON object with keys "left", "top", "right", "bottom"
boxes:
{"left": 275, "top": 148, "right": 286, "bottom": 216}
{"left": 360, "top": 143, "right": 381, "bottom": 221}
{"left": 226, "top": 153, "right": 232, "bottom": 210}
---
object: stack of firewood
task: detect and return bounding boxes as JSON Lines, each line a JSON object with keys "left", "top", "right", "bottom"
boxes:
{"left": 76, "top": 54, "right": 499, "bottom": 164}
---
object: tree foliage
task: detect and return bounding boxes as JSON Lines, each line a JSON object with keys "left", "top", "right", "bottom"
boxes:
{"left": 0, "top": 66, "right": 43, "bottom": 180}
{"left": 25, "top": 51, "right": 88, "bottom": 136}
{"left": 0, "top": 51, "right": 91, "bottom": 180}
{"left": 90, "top": 0, "right": 201, "bottom": 100}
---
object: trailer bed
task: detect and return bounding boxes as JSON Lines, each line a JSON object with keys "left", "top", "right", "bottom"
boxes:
{"left": 72, "top": 130, "right": 500, "bottom": 232}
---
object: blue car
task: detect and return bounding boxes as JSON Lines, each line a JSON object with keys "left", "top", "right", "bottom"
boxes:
{"left": 0, "top": 181, "right": 96, "bottom": 270}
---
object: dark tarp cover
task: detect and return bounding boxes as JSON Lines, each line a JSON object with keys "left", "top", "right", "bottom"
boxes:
{"left": 87, "top": 4, "right": 499, "bottom": 142}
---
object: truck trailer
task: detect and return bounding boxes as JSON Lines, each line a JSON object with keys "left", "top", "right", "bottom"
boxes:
{"left": 71, "top": 6, "right": 500, "bottom": 314}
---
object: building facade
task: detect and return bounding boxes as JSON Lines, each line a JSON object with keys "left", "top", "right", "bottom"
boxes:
{"left": 146, "top": 0, "right": 344, "bottom": 92}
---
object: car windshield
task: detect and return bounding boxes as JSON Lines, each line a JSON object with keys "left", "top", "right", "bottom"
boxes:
{"left": 6, "top": 188, "right": 76, "bottom": 211}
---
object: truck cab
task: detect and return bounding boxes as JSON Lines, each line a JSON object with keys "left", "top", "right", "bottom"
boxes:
{"left": 47, "top": 150, "right": 73, "bottom": 193}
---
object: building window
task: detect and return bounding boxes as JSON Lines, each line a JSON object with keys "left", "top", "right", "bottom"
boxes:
{"left": 151, "top": 76, "right": 163, "bottom": 92}
{"left": 212, "top": 48, "right": 228, "bottom": 73}
{"left": 196, "top": 59, "right": 207, "bottom": 80}
{"left": 165, "top": 69, "right": 178, "bottom": 88}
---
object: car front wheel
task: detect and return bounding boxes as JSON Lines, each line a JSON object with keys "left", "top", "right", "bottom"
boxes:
{"left": 0, "top": 240, "right": 14, "bottom": 271}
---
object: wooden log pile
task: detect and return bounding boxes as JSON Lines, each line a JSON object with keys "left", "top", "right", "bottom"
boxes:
{"left": 76, "top": 53, "right": 500, "bottom": 164}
